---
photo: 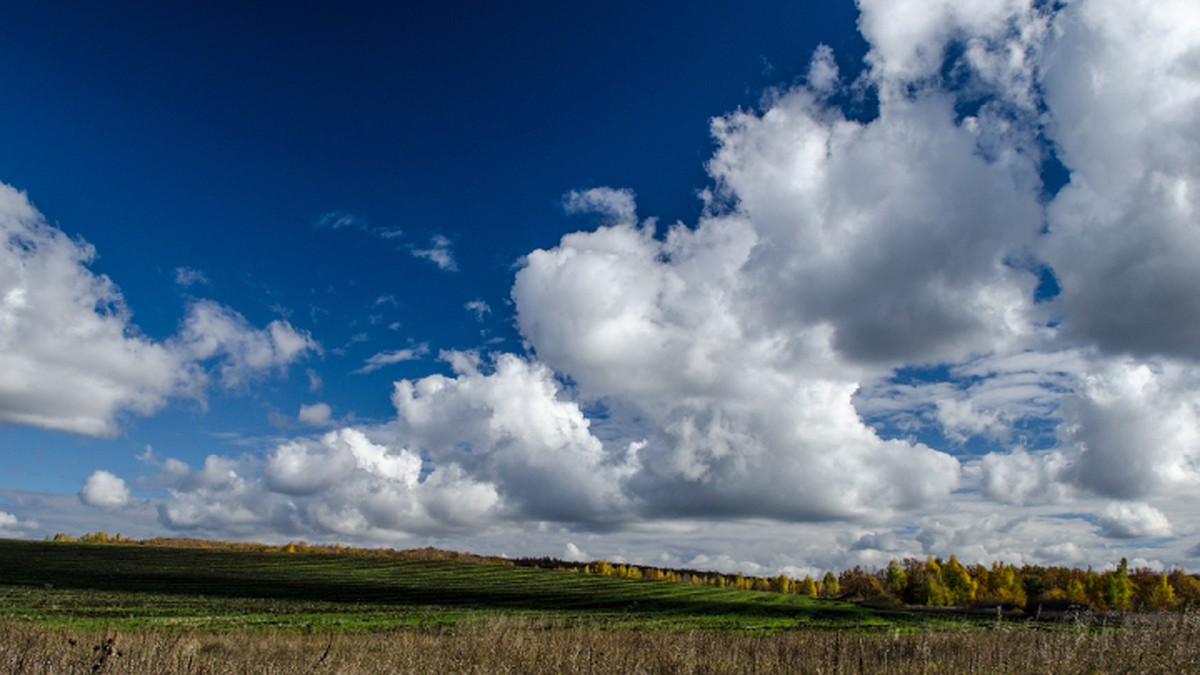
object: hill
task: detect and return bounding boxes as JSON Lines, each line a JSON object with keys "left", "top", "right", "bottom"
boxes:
{"left": 0, "top": 538, "right": 925, "bottom": 634}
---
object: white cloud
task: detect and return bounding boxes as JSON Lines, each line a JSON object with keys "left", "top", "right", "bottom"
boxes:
{"left": 306, "top": 368, "right": 323, "bottom": 392}
{"left": 563, "top": 542, "right": 588, "bottom": 562}
{"left": 174, "top": 300, "right": 318, "bottom": 388}
{"left": 157, "top": 428, "right": 499, "bottom": 539}
{"left": 510, "top": 210, "right": 962, "bottom": 519}
{"left": 0, "top": 183, "right": 319, "bottom": 437}
{"left": 173, "top": 267, "right": 209, "bottom": 288}
{"left": 805, "top": 44, "right": 840, "bottom": 96}
{"left": 464, "top": 299, "right": 491, "bottom": 322}
{"left": 80, "top": 470, "right": 131, "bottom": 509}
{"left": 298, "top": 402, "right": 334, "bottom": 427}
{"left": 1040, "top": 0, "right": 1200, "bottom": 360}
{"left": 0, "top": 184, "right": 199, "bottom": 436}
{"left": 500, "top": 0, "right": 1200, "bottom": 555}
{"left": 513, "top": 74, "right": 1042, "bottom": 521}
{"left": 706, "top": 83, "right": 1042, "bottom": 365}
{"left": 411, "top": 235, "right": 458, "bottom": 272}
{"left": 562, "top": 187, "right": 638, "bottom": 226}
{"left": 856, "top": 0, "right": 1048, "bottom": 99}
{"left": 390, "top": 352, "right": 632, "bottom": 522}
{"left": 1098, "top": 502, "right": 1173, "bottom": 540}
{"left": 353, "top": 344, "right": 429, "bottom": 375}
{"left": 1061, "top": 358, "right": 1200, "bottom": 500}
{"left": 977, "top": 448, "right": 1072, "bottom": 506}
{"left": 0, "top": 510, "right": 34, "bottom": 537}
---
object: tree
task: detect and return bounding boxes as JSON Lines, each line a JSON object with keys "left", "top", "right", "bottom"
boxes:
{"left": 940, "top": 555, "right": 977, "bottom": 606}
{"left": 884, "top": 559, "right": 907, "bottom": 600}
{"left": 1147, "top": 573, "right": 1176, "bottom": 611}
{"left": 797, "top": 576, "right": 818, "bottom": 597}
{"left": 1103, "top": 559, "right": 1134, "bottom": 611}
{"left": 838, "top": 566, "right": 882, "bottom": 601}
{"left": 821, "top": 571, "right": 841, "bottom": 597}
{"left": 1066, "top": 577, "right": 1089, "bottom": 605}
{"left": 977, "top": 562, "right": 1025, "bottom": 608}
{"left": 1168, "top": 570, "right": 1200, "bottom": 610}
{"left": 904, "top": 558, "right": 950, "bottom": 606}
{"left": 771, "top": 574, "right": 793, "bottom": 594}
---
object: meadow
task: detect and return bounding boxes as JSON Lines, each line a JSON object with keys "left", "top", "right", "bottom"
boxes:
{"left": 1, "top": 539, "right": 1198, "bottom": 673}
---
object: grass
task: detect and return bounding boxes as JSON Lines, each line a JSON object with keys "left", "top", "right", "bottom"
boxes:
{"left": 0, "top": 539, "right": 934, "bottom": 634}
{"left": 3, "top": 539, "right": 1200, "bottom": 672}
{"left": 2, "top": 615, "right": 1200, "bottom": 673}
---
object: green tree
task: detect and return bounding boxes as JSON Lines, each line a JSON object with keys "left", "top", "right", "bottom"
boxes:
{"left": 1065, "top": 577, "right": 1088, "bottom": 605}
{"left": 771, "top": 574, "right": 793, "bottom": 594}
{"left": 904, "top": 558, "right": 950, "bottom": 606}
{"left": 797, "top": 576, "right": 818, "bottom": 597}
{"left": 1103, "top": 559, "right": 1134, "bottom": 611}
{"left": 940, "top": 555, "right": 977, "bottom": 606}
{"left": 1168, "top": 570, "right": 1200, "bottom": 610}
{"left": 884, "top": 559, "right": 907, "bottom": 600}
{"left": 1148, "top": 573, "right": 1176, "bottom": 611}
{"left": 979, "top": 562, "right": 1025, "bottom": 608}
{"left": 821, "top": 571, "right": 840, "bottom": 597}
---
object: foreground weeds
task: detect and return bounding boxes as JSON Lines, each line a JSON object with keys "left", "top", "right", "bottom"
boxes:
{"left": 2, "top": 613, "right": 1199, "bottom": 674}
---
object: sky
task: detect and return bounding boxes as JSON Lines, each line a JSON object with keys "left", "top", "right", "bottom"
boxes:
{"left": 1, "top": 0, "right": 1199, "bottom": 577}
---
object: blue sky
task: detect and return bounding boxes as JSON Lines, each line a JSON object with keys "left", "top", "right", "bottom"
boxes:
{"left": 2, "top": 0, "right": 1200, "bottom": 576}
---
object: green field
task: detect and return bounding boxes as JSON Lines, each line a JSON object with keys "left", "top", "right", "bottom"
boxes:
{"left": 0, "top": 539, "right": 937, "bottom": 634}
{"left": 3, "top": 540, "right": 1200, "bottom": 673}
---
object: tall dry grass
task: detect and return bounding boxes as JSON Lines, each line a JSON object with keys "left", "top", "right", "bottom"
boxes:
{"left": 2, "top": 613, "right": 1198, "bottom": 674}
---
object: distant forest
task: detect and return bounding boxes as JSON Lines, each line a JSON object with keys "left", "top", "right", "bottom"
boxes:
{"left": 54, "top": 532, "right": 1195, "bottom": 613}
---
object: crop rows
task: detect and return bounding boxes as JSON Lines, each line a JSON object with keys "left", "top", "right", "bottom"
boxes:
{"left": 0, "top": 540, "right": 916, "bottom": 633}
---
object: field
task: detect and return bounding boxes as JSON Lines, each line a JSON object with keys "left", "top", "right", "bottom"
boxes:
{"left": 1, "top": 539, "right": 1198, "bottom": 673}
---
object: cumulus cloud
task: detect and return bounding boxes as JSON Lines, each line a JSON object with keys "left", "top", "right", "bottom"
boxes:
{"left": 0, "top": 184, "right": 198, "bottom": 436}
{"left": 512, "top": 200, "right": 961, "bottom": 519}
{"left": 978, "top": 448, "right": 1071, "bottom": 505}
{"left": 707, "top": 77, "right": 1042, "bottom": 365}
{"left": 1098, "top": 502, "right": 1173, "bottom": 540}
{"left": 80, "top": 470, "right": 131, "bottom": 509}
{"left": 0, "top": 510, "right": 34, "bottom": 536}
{"left": 158, "top": 428, "right": 499, "bottom": 539}
{"left": 563, "top": 542, "right": 588, "bottom": 562}
{"left": 391, "top": 352, "right": 632, "bottom": 522}
{"left": 298, "top": 402, "right": 334, "bottom": 427}
{"left": 174, "top": 300, "right": 317, "bottom": 388}
{"left": 505, "top": 0, "right": 1200, "bottom": 542}
{"left": 1041, "top": 0, "right": 1200, "bottom": 360}
{"left": 1061, "top": 359, "right": 1200, "bottom": 500}
{"left": 0, "top": 183, "right": 318, "bottom": 437}
{"left": 508, "top": 29, "right": 1059, "bottom": 519}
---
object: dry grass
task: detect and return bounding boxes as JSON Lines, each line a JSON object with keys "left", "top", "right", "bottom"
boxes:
{"left": 2, "top": 613, "right": 1199, "bottom": 674}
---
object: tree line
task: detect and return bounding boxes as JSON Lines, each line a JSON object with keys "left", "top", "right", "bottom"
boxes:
{"left": 524, "top": 554, "right": 1197, "bottom": 613}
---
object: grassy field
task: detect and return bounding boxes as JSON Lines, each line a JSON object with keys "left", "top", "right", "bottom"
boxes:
{"left": 2, "top": 539, "right": 1199, "bottom": 673}
{"left": 0, "top": 539, "right": 926, "bottom": 634}
{"left": 3, "top": 614, "right": 1200, "bottom": 673}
